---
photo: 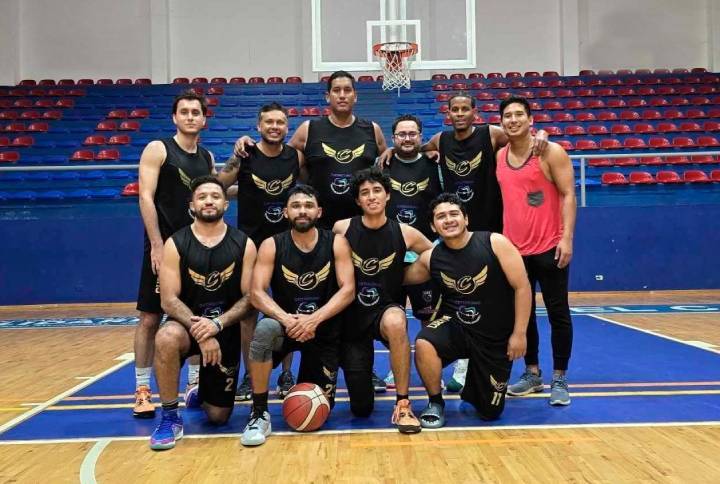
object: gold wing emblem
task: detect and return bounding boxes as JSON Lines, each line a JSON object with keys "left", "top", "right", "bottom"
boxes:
{"left": 315, "top": 261, "right": 331, "bottom": 283}
{"left": 444, "top": 156, "right": 458, "bottom": 173}
{"left": 351, "top": 144, "right": 365, "bottom": 159}
{"left": 389, "top": 178, "right": 403, "bottom": 191}
{"left": 219, "top": 262, "right": 235, "bottom": 284}
{"left": 251, "top": 173, "right": 267, "bottom": 190}
{"left": 440, "top": 271, "right": 457, "bottom": 290}
{"left": 322, "top": 143, "right": 337, "bottom": 159}
{"left": 468, "top": 151, "right": 483, "bottom": 170}
{"left": 416, "top": 178, "right": 430, "bottom": 191}
{"left": 188, "top": 267, "right": 206, "bottom": 286}
{"left": 281, "top": 265, "right": 300, "bottom": 285}
{"left": 351, "top": 251, "right": 364, "bottom": 269}
{"left": 473, "top": 265, "right": 488, "bottom": 286}
{"left": 490, "top": 374, "right": 507, "bottom": 392}
{"left": 378, "top": 252, "right": 396, "bottom": 270}
{"left": 178, "top": 168, "right": 192, "bottom": 189}
{"left": 280, "top": 173, "right": 294, "bottom": 190}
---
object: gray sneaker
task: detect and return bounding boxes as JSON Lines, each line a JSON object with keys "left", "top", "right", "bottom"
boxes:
{"left": 276, "top": 370, "right": 295, "bottom": 399}
{"left": 507, "top": 369, "right": 544, "bottom": 396}
{"left": 235, "top": 372, "right": 252, "bottom": 402}
{"left": 241, "top": 410, "right": 272, "bottom": 446}
{"left": 372, "top": 370, "right": 387, "bottom": 393}
{"left": 549, "top": 376, "right": 571, "bottom": 406}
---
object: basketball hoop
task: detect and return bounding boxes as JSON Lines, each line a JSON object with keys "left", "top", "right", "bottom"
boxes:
{"left": 373, "top": 42, "right": 418, "bottom": 92}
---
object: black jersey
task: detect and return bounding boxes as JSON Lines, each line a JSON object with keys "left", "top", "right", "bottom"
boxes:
{"left": 386, "top": 154, "right": 442, "bottom": 240}
{"left": 270, "top": 229, "right": 340, "bottom": 339}
{"left": 154, "top": 137, "right": 213, "bottom": 240}
{"left": 236, "top": 144, "right": 299, "bottom": 245}
{"left": 344, "top": 217, "right": 406, "bottom": 326}
{"left": 173, "top": 225, "right": 248, "bottom": 319}
{"left": 430, "top": 231, "right": 514, "bottom": 342}
{"left": 438, "top": 126, "right": 502, "bottom": 232}
{"left": 305, "top": 117, "right": 378, "bottom": 227}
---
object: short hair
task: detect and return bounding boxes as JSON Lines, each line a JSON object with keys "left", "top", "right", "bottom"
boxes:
{"left": 190, "top": 175, "right": 226, "bottom": 198}
{"left": 327, "top": 70, "right": 355, "bottom": 92}
{"left": 448, "top": 91, "right": 475, "bottom": 109}
{"left": 286, "top": 184, "right": 319, "bottom": 204}
{"left": 429, "top": 193, "right": 467, "bottom": 217}
{"left": 258, "top": 102, "right": 288, "bottom": 121}
{"left": 351, "top": 166, "right": 390, "bottom": 199}
{"left": 172, "top": 90, "right": 208, "bottom": 116}
{"left": 500, "top": 96, "right": 532, "bottom": 117}
{"left": 392, "top": 114, "right": 423, "bottom": 134}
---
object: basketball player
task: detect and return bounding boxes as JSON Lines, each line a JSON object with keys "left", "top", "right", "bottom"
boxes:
{"left": 218, "top": 103, "right": 301, "bottom": 401}
{"left": 383, "top": 114, "right": 442, "bottom": 388}
{"left": 333, "top": 167, "right": 432, "bottom": 433}
{"left": 134, "top": 91, "right": 214, "bottom": 418}
{"left": 233, "top": 71, "right": 388, "bottom": 229}
{"left": 496, "top": 97, "right": 576, "bottom": 406}
{"left": 241, "top": 185, "right": 354, "bottom": 446}
{"left": 150, "top": 176, "right": 256, "bottom": 450}
{"left": 404, "top": 193, "right": 531, "bottom": 428}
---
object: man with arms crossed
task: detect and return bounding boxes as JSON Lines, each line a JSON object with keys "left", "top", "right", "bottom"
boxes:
{"left": 150, "top": 176, "right": 256, "bottom": 450}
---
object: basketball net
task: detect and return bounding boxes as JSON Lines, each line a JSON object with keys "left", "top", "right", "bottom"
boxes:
{"left": 373, "top": 42, "right": 417, "bottom": 92}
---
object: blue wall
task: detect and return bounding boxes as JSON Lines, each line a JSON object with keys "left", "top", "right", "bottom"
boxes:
{"left": 0, "top": 202, "right": 718, "bottom": 305}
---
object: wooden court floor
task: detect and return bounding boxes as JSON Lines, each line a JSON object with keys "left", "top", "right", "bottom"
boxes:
{"left": 0, "top": 290, "right": 719, "bottom": 483}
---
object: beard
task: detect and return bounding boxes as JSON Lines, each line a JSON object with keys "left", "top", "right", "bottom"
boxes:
{"left": 290, "top": 216, "right": 316, "bottom": 232}
{"left": 260, "top": 133, "right": 283, "bottom": 146}
{"left": 193, "top": 207, "right": 225, "bottom": 223}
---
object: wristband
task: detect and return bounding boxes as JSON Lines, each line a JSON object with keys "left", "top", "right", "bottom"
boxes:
{"left": 211, "top": 317, "right": 223, "bottom": 332}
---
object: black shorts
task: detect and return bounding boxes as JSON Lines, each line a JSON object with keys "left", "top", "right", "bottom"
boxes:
{"left": 417, "top": 316, "right": 512, "bottom": 419}
{"left": 187, "top": 324, "right": 242, "bottom": 408}
{"left": 136, "top": 244, "right": 162, "bottom": 314}
{"left": 340, "top": 303, "right": 402, "bottom": 372}
{"left": 405, "top": 279, "right": 441, "bottom": 323}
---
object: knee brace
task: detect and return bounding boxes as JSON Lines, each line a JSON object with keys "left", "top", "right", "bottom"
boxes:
{"left": 249, "top": 318, "right": 283, "bottom": 362}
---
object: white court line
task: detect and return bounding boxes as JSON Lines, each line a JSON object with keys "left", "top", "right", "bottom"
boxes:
{"left": 79, "top": 439, "right": 111, "bottom": 484}
{"left": 0, "top": 354, "right": 134, "bottom": 436}
{"left": 588, "top": 314, "right": 720, "bottom": 356}
{"left": 1, "top": 420, "right": 719, "bottom": 446}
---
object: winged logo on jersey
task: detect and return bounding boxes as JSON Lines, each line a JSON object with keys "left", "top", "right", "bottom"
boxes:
{"left": 445, "top": 151, "right": 482, "bottom": 177}
{"left": 282, "top": 261, "right": 331, "bottom": 291}
{"left": 188, "top": 262, "right": 235, "bottom": 291}
{"left": 352, "top": 252, "right": 396, "bottom": 276}
{"left": 322, "top": 143, "right": 365, "bottom": 164}
{"left": 490, "top": 374, "right": 507, "bottom": 392}
{"left": 251, "top": 173, "right": 294, "bottom": 196}
{"left": 440, "top": 265, "right": 488, "bottom": 295}
{"left": 178, "top": 168, "right": 193, "bottom": 189}
{"left": 390, "top": 177, "right": 430, "bottom": 197}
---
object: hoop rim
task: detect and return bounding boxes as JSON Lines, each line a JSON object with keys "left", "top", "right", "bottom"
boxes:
{"left": 372, "top": 41, "right": 418, "bottom": 58}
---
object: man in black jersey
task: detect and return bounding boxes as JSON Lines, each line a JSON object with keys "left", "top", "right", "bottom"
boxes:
{"left": 218, "top": 103, "right": 302, "bottom": 401}
{"left": 233, "top": 71, "right": 388, "bottom": 229}
{"left": 404, "top": 193, "right": 531, "bottom": 428}
{"left": 134, "top": 91, "right": 215, "bottom": 418}
{"left": 241, "top": 185, "right": 354, "bottom": 446}
{"left": 333, "top": 167, "right": 432, "bottom": 433}
{"left": 150, "top": 176, "right": 256, "bottom": 450}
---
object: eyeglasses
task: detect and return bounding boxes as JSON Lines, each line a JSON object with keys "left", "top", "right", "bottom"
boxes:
{"left": 393, "top": 132, "right": 420, "bottom": 140}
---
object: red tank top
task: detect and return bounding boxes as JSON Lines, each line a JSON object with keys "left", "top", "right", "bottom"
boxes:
{"left": 496, "top": 145, "right": 562, "bottom": 256}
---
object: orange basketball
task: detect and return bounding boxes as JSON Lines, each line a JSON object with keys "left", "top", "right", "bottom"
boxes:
{"left": 282, "top": 382, "right": 331, "bottom": 432}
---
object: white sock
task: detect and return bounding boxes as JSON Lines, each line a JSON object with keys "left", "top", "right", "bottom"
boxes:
{"left": 135, "top": 367, "right": 152, "bottom": 388}
{"left": 188, "top": 364, "right": 200, "bottom": 385}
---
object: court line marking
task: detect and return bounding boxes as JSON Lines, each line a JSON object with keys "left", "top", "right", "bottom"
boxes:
{"left": 0, "top": 354, "right": 134, "bottom": 436}
{"left": 79, "top": 438, "right": 111, "bottom": 484}
{"left": 1, "top": 420, "right": 719, "bottom": 446}
{"left": 588, "top": 314, "right": 720, "bottom": 356}
{"left": 348, "top": 436, "right": 602, "bottom": 448}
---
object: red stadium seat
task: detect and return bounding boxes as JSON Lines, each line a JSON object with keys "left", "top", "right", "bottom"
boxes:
{"left": 629, "top": 171, "right": 655, "bottom": 184}
{"left": 96, "top": 79, "right": 113, "bottom": 85}
{"left": 18, "top": 79, "right": 36, "bottom": 87}
{"left": 13, "top": 99, "right": 33, "bottom": 108}
{"left": 475, "top": 92, "right": 493, "bottom": 101}
{"left": 606, "top": 99, "right": 626, "bottom": 108}
{"left": 640, "top": 109, "right": 661, "bottom": 120}
{"left": 207, "top": 86, "right": 224, "bottom": 95}
{"left": 468, "top": 73, "right": 485, "bottom": 79}
{"left": 229, "top": 77, "right": 246, "bottom": 84}
{"left": 528, "top": 80, "right": 546, "bottom": 88}
{"left": 96, "top": 149, "right": 120, "bottom": 161}
{"left": 702, "top": 121, "right": 720, "bottom": 131}
{"left": 27, "top": 122, "right": 48, "bottom": 132}
{"left": 4, "top": 123, "right": 26, "bottom": 132}
{"left": 107, "top": 110, "right": 127, "bottom": 119}
{"left": 96, "top": 121, "right": 117, "bottom": 131}
{"left": 665, "top": 155, "right": 690, "bottom": 164}
{"left": 11, "top": 136, "right": 34, "bottom": 147}
{"left": 627, "top": 98, "right": 648, "bottom": 108}
{"left": 108, "top": 135, "right": 130, "bottom": 145}
{"left": 633, "top": 123, "right": 655, "bottom": 134}
{"left": 55, "top": 99, "right": 74, "bottom": 108}
{"left": 34, "top": 99, "right": 55, "bottom": 108}
{"left": 472, "top": 114, "right": 485, "bottom": 125}
{"left": 672, "top": 136, "right": 695, "bottom": 148}
{"left": 286, "top": 76, "right": 302, "bottom": 83}
{"left": 435, "top": 93, "right": 450, "bottom": 102}
{"left": 555, "top": 89, "right": 575, "bottom": 98}
{"left": 206, "top": 97, "right": 219, "bottom": 106}
{"left": 173, "top": 77, "right": 190, "bottom": 84}
{"left": 438, "top": 104, "right": 449, "bottom": 113}
{"left": 683, "top": 170, "right": 710, "bottom": 183}
{"left": 588, "top": 157, "right": 612, "bottom": 167}
{"left": 637, "top": 87, "right": 656, "bottom": 96}
{"left": 613, "top": 157, "right": 639, "bottom": 166}
{"left": 641, "top": 156, "right": 664, "bottom": 165}
{"left": 610, "top": 124, "right": 631, "bottom": 134}
{"left": 129, "top": 109, "right": 150, "bottom": 119}
{"left": 191, "top": 77, "right": 208, "bottom": 84}
{"left": 533, "top": 113, "right": 551, "bottom": 123}
{"left": 267, "top": 76, "right": 283, "bottom": 84}
{"left": 450, "top": 73, "right": 466, "bottom": 80}
{"left": 537, "top": 90, "right": 555, "bottom": 98}
{"left": 480, "top": 103, "right": 499, "bottom": 112}
{"left": 565, "top": 100, "right": 584, "bottom": 110}
{"left": 71, "top": 150, "right": 94, "bottom": 162}
{"left": 208, "top": 77, "right": 226, "bottom": 84}
{"left": 697, "top": 136, "right": 720, "bottom": 147}
{"left": 579, "top": 69, "right": 595, "bottom": 76}
{"left": 575, "top": 139, "right": 598, "bottom": 150}
{"left": 42, "top": 110, "right": 62, "bottom": 120}
{"left": 616, "top": 87, "right": 635, "bottom": 96}
{"left": 489, "top": 81, "right": 508, "bottom": 89}
{"left": 301, "top": 107, "right": 320, "bottom": 116}
{"left": 623, "top": 137, "right": 647, "bottom": 149}
{"left": 686, "top": 109, "right": 707, "bottom": 119}
{"left": 691, "top": 96, "right": 711, "bottom": 105}
{"left": 38, "top": 79, "right": 56, "bottom": 86}
{"left": 248, "top": 77, "right": 265, "bottom": 84}
{"left": 588, "top": 124, "right": 609, "bottom": 135}
{"left": 544, "top": 126, "right": 563, "bottom": 136}
{"left": 0, "top": 151, "right": 20, "bottom": 163}
{"left": 451, "top": 82, "right": 466, "bottom": 90}
{"left": 576, "top": 88, "right": 595, "bottom": 97}
{"left": 678, "top": 121, "right": 701, "bottom": 132}
{"left": 664, "top": 109, "right": 685, "bottom": 120}
{"left": 115, "top": 78, "right": 132, "bottom": 85}
{"left": 432, "top": 84, "right": 449, "bottom": 91}
{"left": 690, "top": 155, "right": 716, "bottom": 163}
{"left": 134, "top": 78, "right": 152, "bottom": 85}
{"left": 566, "top": 78, "right": 585, "bottom": 87}
{"left": 122, "top": 182, "right": 139, "bottom": 196}
{"left": 505, "top": 72, "right": 521, "bottom": 78}
{"left": 431, "top": 74, "right": 448, "bottom": 80}
{"left": 76, "top": 78, "right": 93, "bottom": 85}
{"left": 286, "top": 107, "right": 299, "bottom": 117}
{"left": 656, "top": 170, "right": 682, "bottom": 183}
{"left": 601, "top": 172, "right": 628, "bottom": 185}
{"left": 469, "top": 82, "right": 487, "bottom": 90}
{"left": 691, "top": 67, "right": 708, "bottom": 73}
{"left": 710, "top": 170, "right": 720, "bottom": 181}
{"left": 20, "top": 111, "right": 41, "bottom": 120}
{"left": 654, "top": 68, "right": 671, "bottom": 74}
{"left": 648, "top": 137, "right": 671, "bottom": 148}
{"left": 564, "top": 125, "right": 586, "bottom": 136}
{"left": 524, "top": 71, "right": 540, "bottom": 77}
{"left": 656, "top": 86, "right": 675, "bottom": 95}
{"left": 486, "top": 72, "right": 502, "bottom": 79}
{"left": 600, "top": 138, "right": 622, "bottom": 150}
{"left": 552, "top": 112, "right": 574, "bottom": 122}
{"left": 595, "top": 88, "right": 615, "bottom": 96}
{"left": 547, "top": 79, "right": 565, "bottom": 88}
{"left": 0, "top": 111, "right": 18, "bottom": 120}
{"left": 0, "top": 136, "right": 8, "bottom": 147}
{"left": 649, "top": 98, "right": 670, "bottom": 107}
{"left": 83, "top": 135, "right": 106, "bottom": 146}
{"left": 575, "top": 112, "right": 596, "bottom": 122}
{"left": 119, "top": 121, "right": 140, "bottom": 131}
{"left": 656, "top": 122, "right": 678, "bottom": 133}
{"left": 543, "top": 71, "right": 559, "bottom": 77}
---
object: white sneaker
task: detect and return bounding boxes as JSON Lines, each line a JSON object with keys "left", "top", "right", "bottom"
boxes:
{"left": 240, "top": 410, "right": 272, "bottom": 446}
{"left": 384, "top": 370, "right": 395, "bottom": 389}
{"left": 446, "top": 359, "right": 468, "bottom": 392}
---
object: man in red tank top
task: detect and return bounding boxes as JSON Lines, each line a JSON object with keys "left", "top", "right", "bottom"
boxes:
{"left": 495, "top": 96, "right": 577, "bottom": 406}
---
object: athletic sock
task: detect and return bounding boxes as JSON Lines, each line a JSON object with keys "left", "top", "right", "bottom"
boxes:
{"left": 252, "top": 392, "right": 269, "bottom": 414}
{"left": 396, "top": 393, "right": 409, "bottom": 403}
{"left": 428, "top": 392, "right": 445, "bottom": 408}
{"left": 187, "top": 364, "right": 200, "bottom": 385}
{"left": 135, "top": 367, "right": 152, "bottom": 388}
{"left": 161, "top": 399, "right": 179, "bottom": 412}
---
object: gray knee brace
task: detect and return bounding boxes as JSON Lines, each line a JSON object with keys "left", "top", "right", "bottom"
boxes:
{"left": 249, "top": 317, "right": 284, "bottom": 362}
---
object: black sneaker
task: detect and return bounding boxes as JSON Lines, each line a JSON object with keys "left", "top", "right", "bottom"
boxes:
{"left": 235, "top": 372, "right": 252, "bottom": 402}
{"left": 276, "top": 370, "right": 295, "bottom": 399}
{"left": 372, "top": 370, "right": 387, "bottom": 393}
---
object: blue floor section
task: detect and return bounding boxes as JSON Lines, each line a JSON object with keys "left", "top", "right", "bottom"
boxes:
{"left": 2, "top": 314, "right": 720, "bottom": 441}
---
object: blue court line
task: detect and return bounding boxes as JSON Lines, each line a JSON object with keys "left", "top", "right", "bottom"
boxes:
{"left": 1, "top": 314, "right": 719, "bottom": 442}
{"left": 1, "top": 304, "right": 718, "bottom": 329}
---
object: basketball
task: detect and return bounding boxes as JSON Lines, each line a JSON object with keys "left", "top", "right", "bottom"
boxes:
{"left": 282, "top": 383, "right": 331, "bottom": 432}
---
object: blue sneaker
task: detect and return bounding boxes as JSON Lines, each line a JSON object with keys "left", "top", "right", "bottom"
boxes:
{"left": 507, "top": 369, "right": 544, "bottom": 396}
{"left": 549, "top": 375, "right": 571, "bottom": 406}
{"left": 150, "top": 410, "right": 183, "bottom": 450}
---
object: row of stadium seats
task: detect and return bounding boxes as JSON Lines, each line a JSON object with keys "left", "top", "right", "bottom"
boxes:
{"left": 601, "top": 169, "right": 720, "bottom": 184}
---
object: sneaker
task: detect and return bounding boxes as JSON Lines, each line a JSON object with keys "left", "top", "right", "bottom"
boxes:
{"left": 149, "top": 410, "right": 183, "bottom": 450}
{"left": 240, "top": 409, "right": 272, "bottom": 446}
{"left": 384, "top": 370, "right": 395, "bottom": 389}
{"left": 445, "top": 359, "right": 468, "bottom": 392}
{"left": 549, "top": 375, "right": 571, "bottom": 406}
{"left": 276, "top": 370, "right": 295, "bottom": 399}
{"left": 372, "top": 370, "right": 387, "bottom": 393}
{"left": 184, "top": 383, "right": 200, "bottom": 409}
{"left": 235, "top": 372, "right": 252, "bottom": 402}
{"left": 507, "top": 369, "right": 544, "bottom": 396}
{"left": 133, "top": 385, "right": 156, "bottom": 418}
{"left": 391, "top": 399, "right": 421, "bottom": 434}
